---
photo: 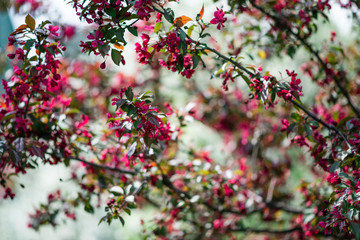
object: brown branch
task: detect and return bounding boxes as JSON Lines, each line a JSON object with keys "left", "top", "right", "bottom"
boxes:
{"left": 70, "top": 158, "right": 137, "bottom": 175}
{"left": 230, "top": 226, "right": 302, "bottom": 234}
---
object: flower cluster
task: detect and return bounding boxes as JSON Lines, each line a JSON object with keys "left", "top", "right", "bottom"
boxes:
{"left": 210, "top": 7, "right": 227, "bottom": 30}
{"left": 276, "top": 69, "right": 303, "bottom": 101}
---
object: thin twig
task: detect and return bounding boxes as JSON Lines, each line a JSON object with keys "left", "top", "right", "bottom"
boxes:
{"left": 291, "top": 100, "right": 351, "bottom": 148}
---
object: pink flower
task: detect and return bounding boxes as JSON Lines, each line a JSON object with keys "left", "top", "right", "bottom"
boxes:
{"left": 223, "top": 184, "right": 233, "bottom": 196}
{"left": 48, "top": 25, "right": 60, "bottom": 37}
{"left": 213, "top": 218, "right": 224, "bottom": 229}
{"left": 318, "top": 221, "right": 326, "bottom": 228}
{"left": 210, "top": 8, "right": 227, "bottom": 30}
{"left": 63, "top": 25, "right": 76, "bottom": 39}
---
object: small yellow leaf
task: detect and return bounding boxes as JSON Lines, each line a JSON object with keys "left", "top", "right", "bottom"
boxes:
{"left": 258, "top": 49, "right": 267, "bottom": 59}
{"left": 174, "top": 15, "right": 192, "bottom": 27}
{"left": 25, "top": 14, "right": 36, "bottom": 31}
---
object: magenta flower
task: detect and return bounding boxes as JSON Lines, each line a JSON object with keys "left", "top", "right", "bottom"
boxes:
{"left": 210, "top": 8, "right": 227, "bottom": 30}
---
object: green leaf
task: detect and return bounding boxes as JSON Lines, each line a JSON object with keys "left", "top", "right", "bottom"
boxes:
{"left": 144, "top": 134, "right": 153, "bottom": 147}
{"left": 179, "top": 40, "right": 187, "bottom": 55}
{"left": 119, "top": 216, "right": 125, "bottom": 226}
{"left": 115, "top": 99, "right": 127, "bottom": 112}
{"left": 271, "top": 91, "right": 276, "bottom": 103}
{"left": 329, "top": 161, "right": 340, "bottom": 173}
{"left": 25, "top": 39, "right": 35, "bottom": 50}
{"left": 139, "top": 90, "right": 152, "bottom": 99}
{"left": 156, "top": 180, "right": 163, "bottom": 189}
{"left": 179, "top": 29, "right": 186, "bottom": 41}
{"left": 346, "top": 120, "right": 354, "bottom": 130}
{"left": 340, "top": 156, "right": 355, "bottom": 168}
{"left": 125, "top": 87, "right": 134, "bottom": 101}
{"left": 133, "top": 119, "right": 141, "bottom": 129}
{"left": 201, "top": 33, "right": 211, "bottom": 38}
{"left": 127, "top": 202, "right": 137, "bottom": 209}
{"left": 46, "top": 47, "right": 55, "bottom": 56}
{"left": 176, "top": 54, "right": 184, "bottom": 71}
{"left": 350, "top": 222, "right": 360, "bottom": 240}
{"left": 65, "top": 108, "right": 80, "bottom": 115}
{"left": 291, "top": 112, "right": 301, "bottom": 120}
{"left": 239, "top": 73, "right": 251, "bottom": 87}
{"left": 287, "top": 122, "right": 297, "bottom": 133}
{"left": 127, "top": 104, "right": 137, "bottom": 116}
{"left": 304, "top": 124, "right": 313, "bottom": 137}
{"left": 84, "top": 202, "right": 94, "bottom": 213}
{"left": 98, "top": 44, "right": 110, "bottom": 57}
{"left": 1, "top": 111, "right": 15, "bottom": 122}
{"left": 192, "top": 54, "right": 199, "bottom": 69}
{"left": 123, "top": 208, "right": 131, "bottom": 216}
{"left": 147, "top": 114, "right": 160, "bottom": 127}
{"left": 98, "top": 215, "right": 109, "bottom": 225}
{"left": 339, "top": 172, "right": 355, "bottom": 183}
{"left": 111, "top": 49, "right": 122, "bottom": 65}
{"left": 104, "top": 7, "right": 116, "bottom": 18}
{"left": 127, "top": 26, "right": 138, "bottom": 37}
{"left": 346, "top": 208, "right": 354, "bottom": 220}
{"left": 287, "top": 45, "right": 296, "bottom": 58}
{"left": 8, "top": 149, "right": 21, "bottom": 166}
{"left": 163, "top": 8, "right": 175, "bottom": 22}
{"left": 308, "top": 121, "right": 319, "bottom": 128}
{"left": 115, "top": 28, "right": 125, "bottom": 42}
{"left": 336, "top": 183, "right": 349, "bottom": 189}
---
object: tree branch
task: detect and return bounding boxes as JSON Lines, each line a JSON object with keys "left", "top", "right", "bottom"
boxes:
{"left": 70, "top": 158, "right": 137, "bottom": 175}
{"left": 230, "top": 226, "right": 302, "bottom": 234}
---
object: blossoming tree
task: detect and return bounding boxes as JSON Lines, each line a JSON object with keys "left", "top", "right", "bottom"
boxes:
{"left": 2, "top": 0, "right": 360, "bottom": 239}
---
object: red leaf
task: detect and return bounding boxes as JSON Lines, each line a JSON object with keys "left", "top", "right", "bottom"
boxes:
{"left": 199, "top": 5, "right": 204, "bottom": 20}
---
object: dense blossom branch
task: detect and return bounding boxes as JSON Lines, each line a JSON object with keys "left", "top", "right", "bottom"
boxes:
{"left": 250, "top": 2, "right": 360, "bottom": 118}
{"left": 4, "top": 1, "right": 360, "bottom": 239}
